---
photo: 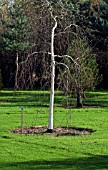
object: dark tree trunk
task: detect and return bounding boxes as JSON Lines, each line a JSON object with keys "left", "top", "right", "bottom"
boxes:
{"left": 14, "top": 52, "right": 19, "bottom": 89}
{"left": 76, "top": 91, "right": 83, "bottom": 108}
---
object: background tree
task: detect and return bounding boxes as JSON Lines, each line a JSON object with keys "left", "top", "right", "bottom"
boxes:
{"left": 0, "top": 0, "right": 30, "bottom": 89}
{"left": 59, "top": 35, "right": 100, "bottom": 107}
{"left": 77, "top": 0, "right": 108, "bottom": 88}
{"left": 0, "top": 69, "right": 3, "bottom": 89}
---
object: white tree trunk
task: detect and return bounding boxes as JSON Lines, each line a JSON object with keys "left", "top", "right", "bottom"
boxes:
{"left": 48, "top": 17, "right": 57, "bottom": 132}
{"left": 15, "top": 51, "right": 19, "bottom": 89}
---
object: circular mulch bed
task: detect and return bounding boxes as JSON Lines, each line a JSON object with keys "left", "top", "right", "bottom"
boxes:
{"left": 11, "top": 126, "right": 96, "bottom": 137}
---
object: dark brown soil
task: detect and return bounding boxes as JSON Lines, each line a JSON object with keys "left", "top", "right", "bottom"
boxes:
{"left": 0, "top": 100, "right": 8, "bottom": 102}
{"left": 11, "top": 126, "right": 96, "bottom": 137}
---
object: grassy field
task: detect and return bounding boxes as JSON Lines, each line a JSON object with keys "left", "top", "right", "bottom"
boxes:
{"left": 0, "top": 89, "right": 108, "bottom": 170}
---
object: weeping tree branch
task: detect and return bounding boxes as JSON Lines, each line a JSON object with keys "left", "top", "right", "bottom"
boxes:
{"left": 19, "top": 51, "right": 51, "bottom": 66}
{"left": 55, "top": 54, "right": 79, "bottom": 67}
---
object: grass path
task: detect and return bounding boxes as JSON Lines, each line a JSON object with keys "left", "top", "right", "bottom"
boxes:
{"left": 0, "top": 90, "right": 108, "bottom": 170}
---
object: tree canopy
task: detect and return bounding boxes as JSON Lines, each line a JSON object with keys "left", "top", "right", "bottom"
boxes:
{"left": 0, "top": 0, "right": 107, "bottom": 89}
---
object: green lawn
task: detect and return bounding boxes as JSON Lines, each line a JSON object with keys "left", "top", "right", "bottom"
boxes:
{"left": 0, "top": 89, "right": 108, "bottom": 170}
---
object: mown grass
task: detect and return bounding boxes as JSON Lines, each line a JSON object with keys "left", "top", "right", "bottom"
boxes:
{"left": 0, "top": 89, "right": 108, "bottom": 170}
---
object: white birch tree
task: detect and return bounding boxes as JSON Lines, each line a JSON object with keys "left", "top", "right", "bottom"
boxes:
{"left": 48, "top": 15, "right": 57, "bottom": 132}
{"left": 46, "top": 0, "right": 78, "bottom": 132}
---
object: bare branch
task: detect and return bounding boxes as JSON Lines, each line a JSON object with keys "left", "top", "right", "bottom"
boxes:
{"left": 56, "top": 62, "right": 69, "bottom": 70}
{"left": 64, "top": 23, "right": 78, "bottom": 31}
{"left": 19, "top": 51, "right": 51, "bottom": 66}
{"left": 55, "top": 54, "right": 79, "bottom": 66}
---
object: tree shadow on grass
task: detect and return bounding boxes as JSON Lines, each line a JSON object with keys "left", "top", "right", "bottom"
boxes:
{"left": 0, "top": 91, "right": 63, "bottom": 108}
{"left": 0, "top": 90, "right": 108, "bottom": 108}
{"left": 0, "top": 155, "right": 108, "bottom": 170}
